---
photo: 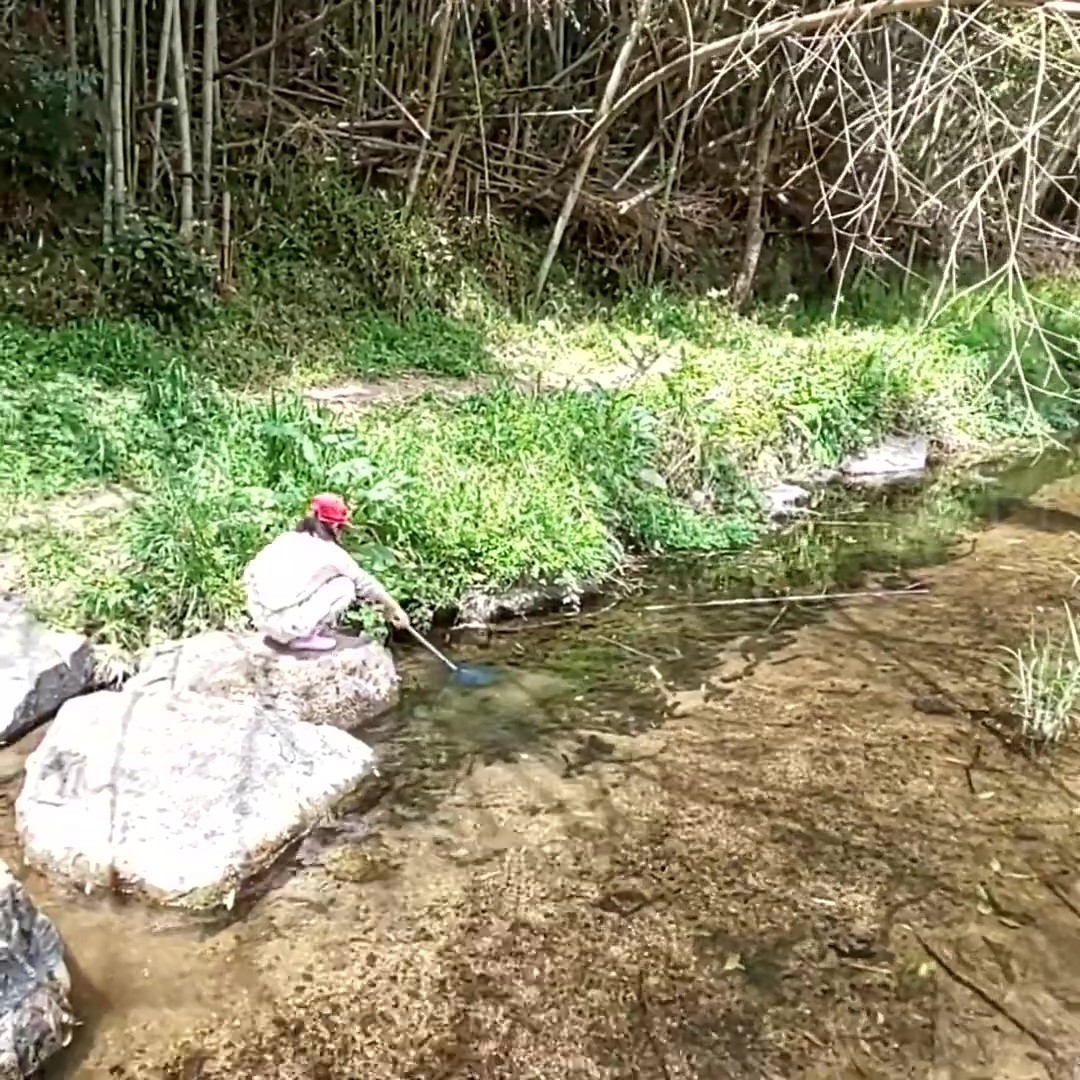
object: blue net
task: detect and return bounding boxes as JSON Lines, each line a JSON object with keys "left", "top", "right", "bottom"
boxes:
{"left": 449, "top": 665, "right": 500, "bottom": 688}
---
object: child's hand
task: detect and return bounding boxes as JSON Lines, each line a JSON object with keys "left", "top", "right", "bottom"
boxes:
{"left": 386, "top": 603, "right": 411, "bottom": 629}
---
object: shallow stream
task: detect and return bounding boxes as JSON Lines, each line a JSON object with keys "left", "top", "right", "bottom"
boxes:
{"left": 7, "top": 442, "right": 1080, "bottom": 1078}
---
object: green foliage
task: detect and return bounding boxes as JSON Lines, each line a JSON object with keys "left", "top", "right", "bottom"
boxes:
{"left": 344, "top": 310, "right": 490, "bottom": 379}
{"left": 102, "top": 215, "right": 215, "bottom": 329}
{"left": 253, "top": 165, "right": 548, "bottom": 315}
{"left": 143, "top": 294, "right": 496, "bottom": 392}
{"left": 0, "top": 50, "right": 99, "bottom": 201}
{"left": 0, "top": 316, "right": 772, "bottom": 648}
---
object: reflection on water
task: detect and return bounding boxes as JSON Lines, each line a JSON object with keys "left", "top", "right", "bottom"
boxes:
{"left": 19, "top": 437, "right": 1080, "bottom": 1077}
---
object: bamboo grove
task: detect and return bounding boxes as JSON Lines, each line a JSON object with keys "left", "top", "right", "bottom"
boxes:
{"left": 4, "top": 0, "right": 1080, "bottom": 301}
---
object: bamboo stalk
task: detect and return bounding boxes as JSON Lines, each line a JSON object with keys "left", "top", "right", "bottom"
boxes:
{"left": 404, "top": 0, "right": 455, "bottom": 214}
{"left": 103, "top": 154, "right": 114, "bottom": 245}
{"left": 643, "top": 585, "right": 928, "bottom": 614}
{"left": 201, "top": 0, "right": 218, "bottom": 247}
{"left": 533, "top": 0, "right": 653, "bottom": 303}
{"left": 124, "top": 0, "right": 136, "bottom": 199}
{"left": 139, "top": 0, "right": 148, "bottom": 101}
{"left": 220, "top": 184, "right": 232, "bottom": 293}
{"left": 93, "top": 0, "right": 107, "bottom": 97}
{"left": 733, "top": 77, "right": 785, "bottom": 309}
{"left": 461, "top": 3, "right": 491, "bottom": 222}
{"left": 94, "top": 0, "right": 113, "bottom": 245}
{"left": 54, "top": 0, "right": 1080, "bottom": 293}
{"left": 185, "top": 0, "right": 195, "bottom": 79}
{"left": 253, "top": 0, "right": 281, "bottom": 199}
{"left": 149, "top": 0, "right": 177, "bottom": 198}
{"left": 108, "top": 0, "right": 127, "bottom": 233}
{"left": 574, "top": 0, "right": 1080, "bottom": 170}
{"left": 648, "top": 0, "right": 715, "bottom": 285}
{"left": 65, "top": 0, "right": 78, "bottom": 90}
{"left": 170, "top": 0, "right": 195, "bottom": 240}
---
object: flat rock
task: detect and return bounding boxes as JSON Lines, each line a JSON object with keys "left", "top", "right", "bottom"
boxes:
{"left": 763, "top": 482, "right": 811, "bottom": 518}
{"left": 456, "top": 581, "right": 603, "bottom": 627}
{"left": 0, "top": 860, "right": 75, "bottom": 1077}
{"left": 840, "top": 435, "right": 929, "bottom": 483}
{"left": 0, "top": 600, "right": 93, "bottom": 747}
{"left": 125, "top": 629, "right": 399, "bottom": 727}
{"left": 15, "top": 688, "right": 377, "bottom": 908}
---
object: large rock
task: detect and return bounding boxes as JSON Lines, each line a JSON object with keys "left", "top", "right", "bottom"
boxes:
{"left": 125, "top": 629, "right": 399, "bottom": 727}
{"left": 0, "top": 860, "right": 75, "bottom": 1077}
{"left": 840, "top": 435, "right": 929, "bottom": 484}
{"left": 0, "top": 600, "right": 93, "bottom": 747}
{"left": 15, "top": 688, "right": 377, "bottom": 909}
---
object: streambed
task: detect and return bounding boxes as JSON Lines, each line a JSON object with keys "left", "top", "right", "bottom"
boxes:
{"left": 5, "top": 446, "right": 1080, "bottom": 1078}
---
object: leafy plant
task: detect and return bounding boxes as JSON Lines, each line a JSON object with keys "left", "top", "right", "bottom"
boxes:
{"left": 102, "top": 215, "right": 214, "bottom": 329}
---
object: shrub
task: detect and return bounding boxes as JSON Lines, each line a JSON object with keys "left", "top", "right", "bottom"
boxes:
{"left": 102, "top": 215, "right": 215, "bottom": 329}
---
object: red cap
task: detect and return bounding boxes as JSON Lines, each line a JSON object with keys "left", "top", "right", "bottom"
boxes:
{"left": 309, "top": 492, "right": 351, "bottom": 527}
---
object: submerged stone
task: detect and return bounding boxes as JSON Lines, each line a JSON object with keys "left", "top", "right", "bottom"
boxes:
{"left": 841, "top": 435, "right": 929, "bottom": 483}
{"left": 0, "top": 600, "right": 93, "bottom": 747}
{"left": 0, "top": 859, "right": 75, "bottom": 1077}
{"left": 125, "top": 629, "right": 399, "bottom": 727}
{"left": 15, "top": 688, "right": 377, "bottom": 908}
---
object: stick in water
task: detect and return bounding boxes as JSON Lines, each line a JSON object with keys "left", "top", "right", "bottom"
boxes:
{"left": 405, "top": 624, "right": 460, "bottom": 672}
{"left": 643, "top": 584, "right": 928, "bottom": 613}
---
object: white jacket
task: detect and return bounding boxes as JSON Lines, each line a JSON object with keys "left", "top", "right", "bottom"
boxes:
{"left": 243, "top": 531, "right": 394, "bottom": 615}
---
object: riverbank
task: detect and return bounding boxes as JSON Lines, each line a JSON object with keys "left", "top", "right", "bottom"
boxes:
{"left": 2, "top": 277, "right": 1079, "bottom": 653}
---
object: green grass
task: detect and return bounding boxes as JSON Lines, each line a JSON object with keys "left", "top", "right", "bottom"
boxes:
{"left": 2, "top": 262, "right": 1080, "bottom": 652}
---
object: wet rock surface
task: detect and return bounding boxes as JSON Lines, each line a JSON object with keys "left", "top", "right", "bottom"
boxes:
{"left": 0, "top": 860, "right": 74, "bottom": 1077}
{"left": 841, "top": 434, "right": 929, "bottom": 483}
{"left": 15, "top": 687, "right": 377, "bottom": 908}
{"left": 455, "top": 581, "right": 603, "bottom": 627}
{"left": 126, "top": 629, "right": 399, "bottom": 726}
{"left": 0, "top": 600, "right": 93, "bottom": 747}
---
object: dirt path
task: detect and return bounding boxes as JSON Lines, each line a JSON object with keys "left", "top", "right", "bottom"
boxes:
{"left": 33, "top": 476, "right": 1080, "bottom": 1079}
{"left": 300, "top": 371, "right": 498, "bottom": 414}
{"left": 297, "top": 349, "right": 681, "bottom": 416}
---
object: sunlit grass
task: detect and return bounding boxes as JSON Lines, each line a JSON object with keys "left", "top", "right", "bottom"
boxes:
{"left": 3, "top": 252, "right": 1080, "bottom": 650}
{"left": 1003, "top": 602, "right": 1080, "bottom": 753}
